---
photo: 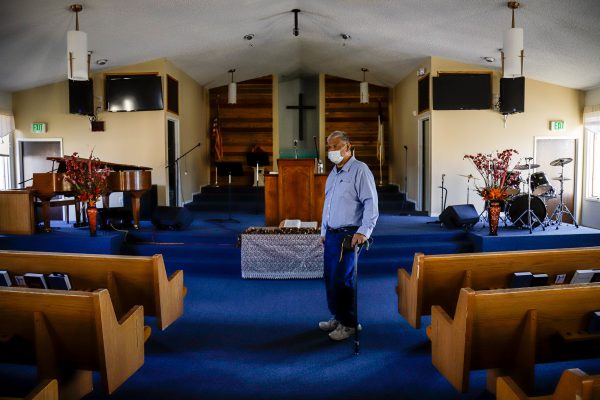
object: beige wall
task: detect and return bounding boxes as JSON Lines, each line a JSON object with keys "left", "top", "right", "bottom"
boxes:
{"left": 390, "top": 58, "right": 431, "bottom": 198}
{"left": 12, "top": 58, "right": 208, "bottom": 205}
{"left": 0, "top": 91, "right": 11, "bottom": 114}
{"left": 391, "top": 56, "right": 585, "bottom": 220}
{"left": 164, "top": 60, "right": 210, "bottom": 203}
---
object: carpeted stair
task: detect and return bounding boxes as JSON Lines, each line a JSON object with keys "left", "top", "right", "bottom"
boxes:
{"left": 184, "top": 184, "right": 423, "bottom": 215}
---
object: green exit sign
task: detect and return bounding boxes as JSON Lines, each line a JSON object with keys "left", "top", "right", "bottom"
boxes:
{"left": 549, "top": 120, "right": 565, "bottom": 131}
{"left": 31, "top": 122, "right": 47, "bottom": 134}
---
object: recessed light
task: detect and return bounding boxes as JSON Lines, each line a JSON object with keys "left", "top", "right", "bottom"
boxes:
{"left": 482, "top": 56, "right": 495, "bottom": 63}
{"left": 96, "top": 59, "right": 108, "bottom": 65}
{"left": 243, "top": 34, "right": 255, "bottom": 41}
{"left": 340, "top": 33, "right": 351, "bottom": 40}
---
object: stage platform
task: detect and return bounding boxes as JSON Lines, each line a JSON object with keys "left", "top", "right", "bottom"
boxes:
{"left": 0, "top": 225, "right": 126, "bottom": 255}
{"left": 1, "top": 212, "right": 599, "bottom": 276}
{"left": 469, "top": 222, "right": 600, "bottom": 252}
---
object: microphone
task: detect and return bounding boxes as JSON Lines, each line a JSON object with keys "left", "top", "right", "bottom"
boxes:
{"left": 294, "top": 139, "right": 298, "bottom": 147}
{"left": 293, "top": 140, "right": 298, "bottom": 159}
{"left": 403, "top": 145, "right": 408, "bottom": 150}
{"left": 312, "top": 136, "right": 319, "bottom": 158}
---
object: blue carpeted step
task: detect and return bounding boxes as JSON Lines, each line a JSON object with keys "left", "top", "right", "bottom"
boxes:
{"left": 185, "top": 202, "right": 263, "bottom": 212}
{"left": 193, "top": 192, "right": 265, "bottom": 202}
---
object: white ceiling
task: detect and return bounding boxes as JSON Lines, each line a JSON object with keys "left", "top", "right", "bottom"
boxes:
{"left": 1, "top": 0, "right": 599, "bottom": 93}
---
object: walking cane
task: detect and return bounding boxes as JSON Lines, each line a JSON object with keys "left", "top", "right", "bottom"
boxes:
{"left": 353, "top": 238, "right": 372, "bottom": 355}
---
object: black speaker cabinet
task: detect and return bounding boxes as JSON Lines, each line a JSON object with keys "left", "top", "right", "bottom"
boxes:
{"left": 151, "top": 206, "right": 193, "bottom": 230}
{"left": 500, "top": 77, "right": 525, "bottom": 114}
{"left": 439, "top": 204, "right": 479, "bottom": 229}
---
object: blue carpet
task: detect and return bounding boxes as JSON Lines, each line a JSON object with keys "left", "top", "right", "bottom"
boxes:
{"left": 2, "top": 274, "right": 599, "bottom": 399}
{"left": 1, "top": 211, "right": 600, "bottom": 399}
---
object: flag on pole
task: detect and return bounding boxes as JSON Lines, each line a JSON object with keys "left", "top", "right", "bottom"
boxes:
{"left": 376, "top": 101, "right": 384, "bottom": 163}
{"left": 377, "top": 101, "right": 384, "bottom": 185}
{"left": 211, "top": 102, "right": 224, "bottom": 162}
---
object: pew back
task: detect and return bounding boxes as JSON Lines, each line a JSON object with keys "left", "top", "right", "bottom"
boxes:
{"left": 0, "top": 251, "right": 184, "bottom": 330}
{"left": 398, "top": 247, "right": 600, "bottom": 328}
{"left": 496, "top": 368, "right": 600, "bottom": 400}
{"left": 0, "top": 288, "right": 144, "bottom": 395}
{"left": 431, "top": 284, "right": 600, "bottom": 393}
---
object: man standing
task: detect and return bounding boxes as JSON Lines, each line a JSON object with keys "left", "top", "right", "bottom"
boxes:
{"left": 319, "top": 130, "right": 379, "bottom": 341}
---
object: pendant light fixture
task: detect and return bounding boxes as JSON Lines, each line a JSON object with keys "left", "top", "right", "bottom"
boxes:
{"left": 67, "top": 4, "right": 89, "bottom": 81}
{"left": 501, "top": 1, "right": 524, "bottom": 78}
{"left": 360, "top": 68, "right": 369, "bottom": 104}
{"left": 228, "top": 69, "right": 237, "bottom": 104}
{"left": 291, "top": 9, "right": 301, "bottom": 37}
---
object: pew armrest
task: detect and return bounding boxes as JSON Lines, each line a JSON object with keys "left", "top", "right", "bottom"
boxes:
{"left": 96, "top": 291, "right": 145, "bottom": 394}
{"left": 153, "top": 255, "right": 185, "bottom": 331}
{"left": 431, "top": 289, "right": 473, "bottom": 393}
{"left": 397, "top": 253, "right": 423, "bottom": 329}
{"left": 496, "top": 376, "right": 530, "bottom": 400}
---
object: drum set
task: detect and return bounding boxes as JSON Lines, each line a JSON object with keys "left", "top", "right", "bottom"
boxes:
{"left": 501, "top": 157, "right": 578, "bottom": 233}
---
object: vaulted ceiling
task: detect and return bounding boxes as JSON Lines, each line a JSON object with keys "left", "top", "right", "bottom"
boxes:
{"left": 1, "top": 0, "right": 599, "bottom": 93}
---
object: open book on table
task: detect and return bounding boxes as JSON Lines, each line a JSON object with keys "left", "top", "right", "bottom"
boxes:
{"left": 280, "top": 219, "right": 318, "bottom": 229}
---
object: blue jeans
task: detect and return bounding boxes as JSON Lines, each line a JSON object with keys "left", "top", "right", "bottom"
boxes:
{"left": 323, "top": 229, "right": 358, "bottom": 328}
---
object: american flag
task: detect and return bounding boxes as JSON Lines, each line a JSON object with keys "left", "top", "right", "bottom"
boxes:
{"left": 211, "top": 104, "right": 224, "bottom": 162}
{"left": 376, "top": 101, "right": 384, "bottom": 163}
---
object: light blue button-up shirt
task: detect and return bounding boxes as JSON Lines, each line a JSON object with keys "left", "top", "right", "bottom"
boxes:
{"left": 320, "top": 157, "right": 379, "bottom": 238}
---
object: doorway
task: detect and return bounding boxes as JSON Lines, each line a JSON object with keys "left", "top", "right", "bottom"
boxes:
{"left": 16, "top": 138, "right": 64, "bottom": 220}
{"left": 534, "top": 137, "right": 577, "bottom": 223}
{"left": 418, "top": 116, "right": 431, "bottom": 213}
{"left": 167, "top": 118, "right": 180, "bottom": 206}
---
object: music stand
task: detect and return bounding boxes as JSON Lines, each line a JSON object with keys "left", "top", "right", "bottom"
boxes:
{"left": 246, "top": 152, "right": 270, "bottom": 187}
{"left": 208, "top": 161, "right": 244, "bottom": 223}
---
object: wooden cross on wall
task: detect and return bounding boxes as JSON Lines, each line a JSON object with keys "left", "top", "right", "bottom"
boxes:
{"left": 286, "top": 93, "right": 315, "bottom": 141}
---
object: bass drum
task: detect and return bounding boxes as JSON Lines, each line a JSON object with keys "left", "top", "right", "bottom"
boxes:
{"left": 507, "top": 194, "right": 547, "bottom": 228}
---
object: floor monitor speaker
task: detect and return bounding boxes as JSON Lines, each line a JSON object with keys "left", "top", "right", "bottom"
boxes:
{"left": 151, "top": 206, "right": 193, "bottom": 230}
{"left": 439, "top": 204, "right": 479, "bottom": 228}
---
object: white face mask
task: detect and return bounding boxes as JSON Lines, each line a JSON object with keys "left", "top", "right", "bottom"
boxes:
{"left": 328, "top": 150, "right": 344, "bottom": 164}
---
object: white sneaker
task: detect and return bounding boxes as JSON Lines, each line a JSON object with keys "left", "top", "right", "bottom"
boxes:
{"left": 328, "top": 324, "right": 355, "bottom": 341}
{"left": 318, "top": 318, "right": 339, "bottom": 332}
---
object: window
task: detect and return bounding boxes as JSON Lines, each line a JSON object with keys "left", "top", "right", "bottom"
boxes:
{"left": 584, "top": 106, "right": 600, "bottom": 199}
{"left": 0, "top": 114, "right": 13, "bottom": 190}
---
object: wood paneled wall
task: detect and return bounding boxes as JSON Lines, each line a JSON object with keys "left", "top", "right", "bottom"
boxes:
{"left": 209, "top": 76, "right": 273, "bottom": 186}
{"left": 324, "top": 75, "right": 390, "bottom": 184}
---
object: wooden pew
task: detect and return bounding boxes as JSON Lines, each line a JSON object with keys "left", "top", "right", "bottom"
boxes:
{"left": 0, "top": 251, "right": 184, "bottom": 330}
{"left": 0, "top": 190, "right": 35, "bottom": 235}
{"left": 0, "top": 288, "right": 144, "bottom": 398}
{"left": 430, "top": 284, "right": 600, "bottom": 394}
{"left": 0, "top": 379, "right": 58, "bottom": 400}
{"left": 496, "top": 368, "right": 600, "bottom": 400}
{"left": 397, "top": 247, "right": 600, "bottom": 328}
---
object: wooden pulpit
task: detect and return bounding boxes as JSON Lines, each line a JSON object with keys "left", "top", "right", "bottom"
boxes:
{"left": 264, "top": 159, "right": 327, "bottom": 226}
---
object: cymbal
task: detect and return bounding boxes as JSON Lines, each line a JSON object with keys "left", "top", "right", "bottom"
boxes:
{"left": 513, "top": 163, "right": 540, "bottom": 170}
{"left": 458, "top": 174, "right": 479, "bottom": 180}
{"left": 550, "top": 157, "right": 573, "bottom": 167}
{"left": 553, "top": 177, "right": 571, "bottom": 181}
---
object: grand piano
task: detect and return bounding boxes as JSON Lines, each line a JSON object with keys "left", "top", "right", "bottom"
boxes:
{"left": 31, "top": 157, "right": 152, "bottom": 231}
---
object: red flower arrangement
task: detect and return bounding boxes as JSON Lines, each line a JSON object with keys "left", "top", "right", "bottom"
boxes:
{"left": 464, "top": 149, "right": 520, "bottom": 201}
{"left": 63, "top": 151, "right": 110, "bottom": 205}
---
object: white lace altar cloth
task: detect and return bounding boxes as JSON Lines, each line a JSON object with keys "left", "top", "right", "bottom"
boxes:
{"left": 241, "top": 233, "right": 324, "bottom": 279}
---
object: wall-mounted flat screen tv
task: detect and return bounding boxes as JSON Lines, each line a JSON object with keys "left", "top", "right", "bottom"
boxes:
{"left": 69, "top": 79, "right": 94, "bottom": 116}
{"left": 106, "top": 75, "right": 163, "bottom": 112}
{"left": 433, "top": 73, "right": 492, "bottom": 110}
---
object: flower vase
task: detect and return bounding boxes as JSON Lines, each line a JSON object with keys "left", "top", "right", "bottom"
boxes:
{"left": 87, "top": 202, "right": 98, "bottom": 236}
{"left": 488, "top": 200, "right": 501, "bottom": 236}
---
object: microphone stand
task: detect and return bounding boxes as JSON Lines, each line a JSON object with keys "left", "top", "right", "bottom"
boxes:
{"left": 293, "top": 140, "right": 298, "bottom": 159}
{"left": 164, "top": 142, "right": 202, "bottom": 206}
{"left": 313, "top": 136, "right": 323, "bottom": 173}
{"left": 401, "top": 145, "right": 408, "bottom": 209}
